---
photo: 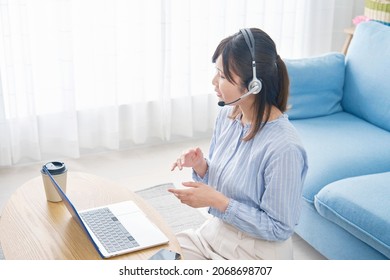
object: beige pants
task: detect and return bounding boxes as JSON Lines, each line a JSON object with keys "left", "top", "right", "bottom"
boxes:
{"left": 177, "top": 217, "right": 293, "bottom": 260}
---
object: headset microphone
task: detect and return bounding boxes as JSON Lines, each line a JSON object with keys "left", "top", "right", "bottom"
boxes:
{"left": 217, "top": 84, "right": 260, "bottom": 107}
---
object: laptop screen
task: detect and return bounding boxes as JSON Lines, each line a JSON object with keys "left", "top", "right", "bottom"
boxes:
{"left": 42, "top": 166, "right": 104, "bottom": 257}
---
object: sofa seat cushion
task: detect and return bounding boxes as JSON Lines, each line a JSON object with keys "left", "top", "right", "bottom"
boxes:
{"left": 314, "top": 172, "right": 390, "bottom": 259}
{"left": 286, "top": 52, "right": 345, "bottom": 120}
{"left": 291, "top": 112, "right": 390, "bottom": 203}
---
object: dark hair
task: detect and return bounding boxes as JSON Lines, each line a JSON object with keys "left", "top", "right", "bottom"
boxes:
{"left": 212, "top": 28, "right": 289, "bottom": 141}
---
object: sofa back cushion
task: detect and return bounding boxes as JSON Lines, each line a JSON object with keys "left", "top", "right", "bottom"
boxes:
{"left": 285, "top": 53, "right": 345, "bottom": 120}
{"left": 342, "top": 21, "right": 390, "bottom": 132}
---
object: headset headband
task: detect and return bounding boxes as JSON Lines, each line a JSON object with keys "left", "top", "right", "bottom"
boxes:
{"left": 240, "top": 28, "right": 256, "bottom": 63}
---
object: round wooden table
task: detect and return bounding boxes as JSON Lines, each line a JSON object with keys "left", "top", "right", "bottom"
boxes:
{"left": 0, "top": 172, "right": 181, "bottom": 260}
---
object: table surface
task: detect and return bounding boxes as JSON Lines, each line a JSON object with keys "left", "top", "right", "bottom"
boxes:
{"left": 0, "top": 172, "right": 182, "bottom": 260}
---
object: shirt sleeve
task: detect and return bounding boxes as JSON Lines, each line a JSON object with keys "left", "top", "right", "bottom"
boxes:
{"left": 209, "top": 144, "right": 308, "bottom": 241}
{"left": 192, "top": 158, "right": 210, "bottom": 183}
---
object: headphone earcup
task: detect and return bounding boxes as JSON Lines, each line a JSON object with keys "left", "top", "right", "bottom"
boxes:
{"left": 248, "top": 78, "right": 262, "bottom": 94}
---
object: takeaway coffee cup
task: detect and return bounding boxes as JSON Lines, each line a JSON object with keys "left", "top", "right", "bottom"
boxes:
{"left": 41, "top": 161, "right": 67, "bottom": 202}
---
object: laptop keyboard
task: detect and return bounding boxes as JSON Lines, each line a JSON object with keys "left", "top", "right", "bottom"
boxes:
{"left": 80, "top": 207, "right": 140, "bottom": 253}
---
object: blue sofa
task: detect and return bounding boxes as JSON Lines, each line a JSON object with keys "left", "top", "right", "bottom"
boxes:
{"left": 285, "top": 21, "right": 390, "bottom": 259}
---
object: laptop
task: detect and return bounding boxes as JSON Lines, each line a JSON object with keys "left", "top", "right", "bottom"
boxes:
{"left": 42, "top": 166, "right": 169, "bottom": 259}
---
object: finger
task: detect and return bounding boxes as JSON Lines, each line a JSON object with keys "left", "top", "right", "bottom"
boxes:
{"left": 168, "top": 188, "right": 185, "bottom": 197}
{"left": 171, "top": 162, "right": 177, "bottom": 171}
{"left": 169, "top": 191, "right": 181, "bottom": 200}
{"left": 181, "top": 181, "right": 200, "bottom": 188}
{"left": 180, "top": 153, "right": 191, "bottom": 167}
{"left": 172, "top": 157, "right": 186, "bottom": 170}
{"left": 176, "top": 158, "right": 183, "bottom": 170}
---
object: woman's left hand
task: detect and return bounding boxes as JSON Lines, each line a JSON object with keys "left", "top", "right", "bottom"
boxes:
{"left": 168, "top": 181, "right": 229, "bottom": 212}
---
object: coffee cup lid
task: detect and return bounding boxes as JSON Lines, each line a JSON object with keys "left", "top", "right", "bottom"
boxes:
{"left": 41, "top": 162, "right": 67, "bottom": 175}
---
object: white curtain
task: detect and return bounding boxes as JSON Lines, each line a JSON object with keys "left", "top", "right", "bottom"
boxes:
{"left": 0, "top": 0, "right": 362, "bottom": 167}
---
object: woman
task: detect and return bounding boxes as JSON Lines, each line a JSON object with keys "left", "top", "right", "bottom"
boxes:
{"left": 169, "top": 28, "right": 308, "bottom": 260}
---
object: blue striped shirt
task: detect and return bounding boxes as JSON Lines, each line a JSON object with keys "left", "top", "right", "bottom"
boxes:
{"left": 193, "top": 107, "right": 308, "bottom": 241}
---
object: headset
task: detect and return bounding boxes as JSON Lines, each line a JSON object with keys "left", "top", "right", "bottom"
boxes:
{"left": 240, "top": 28, "right": 262, "bottom": 95}
{"left": 218, "top": 28, "right": 262, "bottom": 107}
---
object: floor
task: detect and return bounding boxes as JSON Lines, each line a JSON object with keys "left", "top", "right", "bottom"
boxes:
{"left": 0, "top": 137, "right": 326, "bottom": 260}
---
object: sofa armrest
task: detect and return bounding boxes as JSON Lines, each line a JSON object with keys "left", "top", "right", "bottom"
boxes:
{"left": 342, "top": 21, "right": 390, "bottom": 132}
{"left": 285, "top": 53, "right": 345, "bottom": 120}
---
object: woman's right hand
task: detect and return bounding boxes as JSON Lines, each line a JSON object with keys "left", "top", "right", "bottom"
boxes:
{"left": 171, "top": 147, "right": 206, "bottom": 173}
